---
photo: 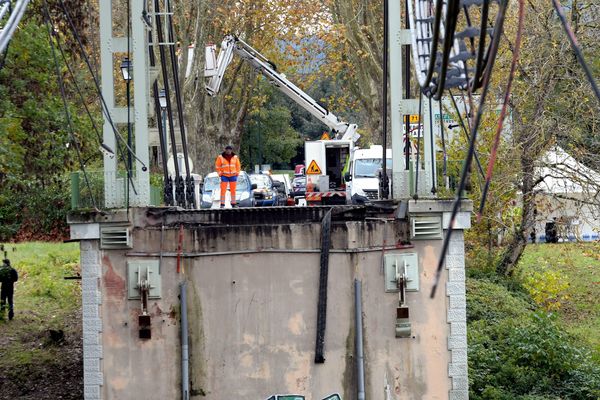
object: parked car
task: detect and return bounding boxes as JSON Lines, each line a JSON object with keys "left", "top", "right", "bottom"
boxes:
{"left": 271, "top": 174, "right": 293, "bottom": 206}
{"left": 200, "top": 171, "right": 255, "bottom": 209}
{"left": 291, "top": 175, "right": 306, "bottom": 197}
{"left": 249, "top": 173, "right": 282, "bottom": 207}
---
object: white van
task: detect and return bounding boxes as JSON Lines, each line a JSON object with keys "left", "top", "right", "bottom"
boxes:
{"left": 345, "top": 145, "right": 392, "bottom": 204}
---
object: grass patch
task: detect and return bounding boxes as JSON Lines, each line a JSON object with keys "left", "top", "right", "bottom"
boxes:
{"left": 516, "top": 243, "right": 600, "bottom": 352}
{"left": 468, "top": 277, "right": 600, "bottom": 399}
{"left": 467, "top": 242, "right": 600, "bottom": 399}
{"left": 0, "top": 242, "right": 81, "bottom": 370}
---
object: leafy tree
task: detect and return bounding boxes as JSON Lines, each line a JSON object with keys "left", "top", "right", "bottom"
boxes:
{"left": 174, "top": 0, "right": 326, "bottom": 173}
{"left": 239, "top": 83, "right": 303, "bottom": 169}
{"left": 0, "top": 17, "right": 97, "bottom": 240}
{"left": 494, "top": 0, "right": 600, "bottom": 274}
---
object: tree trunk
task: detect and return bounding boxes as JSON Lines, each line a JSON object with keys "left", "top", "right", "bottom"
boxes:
{"left": 496, "top": 83, "right": 553, "bottom": 275}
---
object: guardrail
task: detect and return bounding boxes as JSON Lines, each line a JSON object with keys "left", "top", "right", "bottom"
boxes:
{"left": 70, "top": 171, "right": 163, "bottom": 210}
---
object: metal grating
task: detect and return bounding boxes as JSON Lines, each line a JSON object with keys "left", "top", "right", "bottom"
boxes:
{"left": 100, "top": 225, "right": 132, "bottom": 249}
{"left": 410, "top": 215, "right": 443, "bottom": 240}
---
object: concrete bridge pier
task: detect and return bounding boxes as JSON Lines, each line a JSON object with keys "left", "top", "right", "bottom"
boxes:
{"left": 68, "top": 201, "right": 470, "bottom": 400}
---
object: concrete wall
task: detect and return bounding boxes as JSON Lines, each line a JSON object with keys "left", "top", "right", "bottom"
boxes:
{"left": 71, "top": 205, "right": 469, "bottom": 400}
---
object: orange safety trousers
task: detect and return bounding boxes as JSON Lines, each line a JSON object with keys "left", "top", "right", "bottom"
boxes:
{"left": 220, "top": 176, "right": 237, "bottom": 205}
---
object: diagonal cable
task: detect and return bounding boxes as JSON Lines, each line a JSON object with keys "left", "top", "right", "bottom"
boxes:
{"left": 43, "top": 0, "right": 97, "bottom": 211}
{"left": 552, "top": 0, "right": 600, "bottom": 105}
{"left": 478, "top": 0, "right": 525, "bottom": 221}
{"left": 448, "top": 89, "right": 485, "bottom": 180}
{"left": 58, "top": 0, "right": 147, "bottom": 189}
{"left": 414, "top": 90, "right": 423, "bottom": 199}
{"left": 431, "top": 0, "right": 509, "bottom": 299}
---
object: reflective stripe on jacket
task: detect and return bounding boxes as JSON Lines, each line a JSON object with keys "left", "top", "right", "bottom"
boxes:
{"left": 215, "top": 154, "right": 241, "bottom": 177}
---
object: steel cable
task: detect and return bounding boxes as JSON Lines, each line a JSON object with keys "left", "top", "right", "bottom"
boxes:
{"left": 478, "top": 0, "right": 525, "bottom": 220}
{"left": 148, "top": 29, "right": 173, "bottom": 206}
{"left": 49, "top": 21, "right": 107, "bottom": 154}
{"left": 413, "top": 90, "right": 423, "bottom": 199}
{"left": 166, "top": 0, "right": 194, "bottom": 208}
{"left": 153, "top": 0, "right": 182, "bottom": 206}
{"left": 42, "top": 0, "right": 97, "bottom": 211}
{"left": 431, "top": 0, "right": 509, "bottom": 298}
{"left": 409, "top": 0, "right": 505, "bottom": 98}
{"left": 552, "top": 0, "right": 600, "bottom": 105}
{"left": 58, "top": 0, "right": 147, "bottom": 182}
{"left": 438, "top": 99, "right": 448, "bottom": 179}
{"left": 0, "top": 0, "right": 30, "bottom": 54}
{"left": 448, "top": 89, "right": 485, "bottom": 180}
{"left": 428, "top": 98, "right": 436, "bottom": 194}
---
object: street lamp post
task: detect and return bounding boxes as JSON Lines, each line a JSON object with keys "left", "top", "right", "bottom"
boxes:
{"left": 120, "top": 57, "right": 133, "bottom": 175}
{"left": 158, "top": 89, "right": 168, "bottom": 167}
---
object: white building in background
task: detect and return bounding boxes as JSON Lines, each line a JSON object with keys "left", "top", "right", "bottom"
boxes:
{"left": 533, "top": 146, "right": 600, "bottom": 242}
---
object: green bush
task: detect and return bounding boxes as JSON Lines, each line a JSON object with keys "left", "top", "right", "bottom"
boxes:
{"left": 0, "top": 178, "right": 70, "bottom": 241}
{"left": 468, "top": 277, "right": 600, "bottom": 399}
{"left": 467, "top": 278, "right": 532, "bottom": 322}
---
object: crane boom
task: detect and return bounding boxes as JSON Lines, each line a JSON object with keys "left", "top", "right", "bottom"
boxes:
{"left": 204, "top": 35, "right": 360, "bottom": 142}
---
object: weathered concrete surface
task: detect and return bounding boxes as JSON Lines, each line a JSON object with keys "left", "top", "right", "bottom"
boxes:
{"left": 72, "top": 206, "right": 460, "bottom": 400}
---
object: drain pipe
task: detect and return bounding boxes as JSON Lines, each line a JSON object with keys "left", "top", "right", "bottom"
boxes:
{"left": 180, "top": 281, "right": 189, "bottom": 400}
{"left": 355, "top": 279, "right": 366, "bottom": 400}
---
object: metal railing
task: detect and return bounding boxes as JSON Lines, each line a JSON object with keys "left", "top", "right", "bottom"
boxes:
{"left": 70, "top": 171, "right": 163, "bottom": 210}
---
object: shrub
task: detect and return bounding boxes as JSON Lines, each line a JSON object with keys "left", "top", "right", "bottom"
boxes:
{"left": 0, "top": 178, "right": 70, "bottom": 241}
{"left": 520, "top": 266, "right": 570, "bottom": 311}
{"left": 468, "top": 278, "right": 600, "bottom": 399}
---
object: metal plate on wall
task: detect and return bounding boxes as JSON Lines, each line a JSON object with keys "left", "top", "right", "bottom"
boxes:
{"left": 127, "top": 260, "right": 161, "bottom": 299}
{"left": 384, "top": 253, "right": 419, "bottom": 292}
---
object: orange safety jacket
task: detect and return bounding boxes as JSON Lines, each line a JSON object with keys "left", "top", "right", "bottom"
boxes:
{"left": 215, "top": 153, "right": 241, "bottom": 177}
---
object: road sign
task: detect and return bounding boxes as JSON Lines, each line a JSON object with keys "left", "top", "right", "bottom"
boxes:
{"left": 320, "top": 132, "right": 331, "bottom": 140}
{"left": 403, "top": 115, "right": 420, "bottom": 124}
{"left": 306, "top": 160, "right": 322, "bottom": 175}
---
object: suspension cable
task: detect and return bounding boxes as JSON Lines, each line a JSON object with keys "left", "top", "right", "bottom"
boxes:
{"left": 448, "top": 89, "right": 485, "bottom": 180}
{"left": 438, "top": 99, "right": 448, "bottom": 180}
{"left": 0, "top": 0, "right": 11, "bottom": 70}
{"left": 433, "top": 0, "right": 461, "bottom": 100}
{"left": 125, "top": 0, "right": 131, "bottom": 210}
{"left": 472, "top": 1, "right": 490, "bottom": 88}
{"left": 166, "top": 0, "right": 194, "bottom": 208}
{"left": 58, "top": 0, "right": 147, "bottom": 180}
{"left": 57, "top": 0, "right": 145, "bottom": 196}
{"left": 49, "top": 19, "right": 107, "bottom": 155}
{"left": 431, "top": 0, "right": 509, "bottom": 298}
{"left": 148, "top": 29, "right": 172, "bottom": 205}
{"left": 0, "top": 0, "right": 30, "bottom": 54}
{"left": 552, "top": 0, "right": 600, "bottom": 105}
{"left": 42, "top": 0, "right": 97, "bottom": 210}
{"left": 413, "top": 90, "right": 423, "bottom": 199}
{"left": 428, "top": 99, "right": 436, "bottom": 194}
{"left": 478, "top": 0, "right": 525, "bottom": 221}
{"left": 153, "top": 0, "right": 182, "bottom": 206}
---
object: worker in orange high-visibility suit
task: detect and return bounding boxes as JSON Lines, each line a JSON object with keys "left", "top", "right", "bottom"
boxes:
{"left": 215, "top": 145, "right": 241, "bottom": 208}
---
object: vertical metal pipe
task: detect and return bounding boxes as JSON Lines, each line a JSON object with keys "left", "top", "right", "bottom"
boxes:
{"left": 180, "top": 281, "right": 189, "bottom": 400}
{"left": 126, "top": 81, "right": 132, "bottom": 174}
{"left": 126, "top": 0, "right": 132, "bottom": 176}
{"left": 355, "top": 279, "right": 366, "bottom": 400}
{"left": 428, "top": 100, "right": 437, "bottom": 194}
{"left": 381, "top": 0, "right": 389, "bottom": 199}
{"left": 404, "top": 0, "right": 411, "bottom": 171}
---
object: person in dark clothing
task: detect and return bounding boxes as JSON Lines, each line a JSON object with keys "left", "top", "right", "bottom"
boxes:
{"left": 545, "top": 218, "right": 558, "bottom": 243}
{"left": 0, "top": 258, "right": 18, "bottom": 320}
